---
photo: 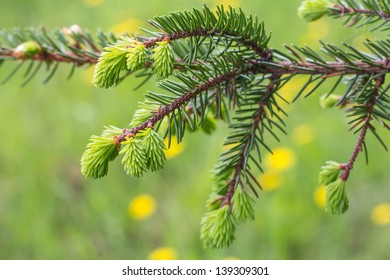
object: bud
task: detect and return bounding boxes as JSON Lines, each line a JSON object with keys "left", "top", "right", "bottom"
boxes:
{"left": 13, "top": 41, "right": 42, "bottom": 59}
{"left": 139, "top": 128, "right": 166, "bottom": 172}
{"left": 126, "top": 41, "right": 147, "bottom": 71}
{"left": 151, "top": 39, "right": 174, "bottom": 78}
{"left": 231, "top": 187, "right": 255, "bottom": 222}
{"left": 80, "top": 126, "right": 122, "bottom": 179}
{"left": 319, "top": 160, "right": 342, "bottom": 185}
{"left": 93, "top": 36, "right": 133, "bottom": 88}
{"left": 69, "top": 24, "right": 82, "bottom": 34}
{"left": 319, "top": 93, "right": 341, "bottom": 109}
{"left": 120, "top": 137, "right": 147, "bottom": 177}
{"left": 200, "top": 205, "right": 236, "bottom": 249}
{"left": 298, "top": 0, "right": 332, "bottom": 22}
{"left": 325, "top": 178, "right": 349, "bottom": 215}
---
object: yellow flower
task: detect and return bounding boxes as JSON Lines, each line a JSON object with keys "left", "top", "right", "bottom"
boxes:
{"left": 164, "top": 136, "right": 184, "bottom": 159}
{"left": 278, "top": 76, "right": 307, "bottom": 103}
{"left": 292, "top": 124, "right": 314, "bottom": 146}
{"left": 82, "top": 66, "right": 95, "bottom": 85}
{"left": 148, "top": 247, "right": 178, "bottom": 260}
{"left": 371, "top": 203, "right": 390, "bottom": 226}
{"left": 300, "top": 19, "right": 330, "bottom": 46}
{"left": 314, "top": 185, "right": 326, "bottom": 209}
{"left": 83, "top": 0, "right": 103, "bottom": 7}
{"left": 264, "top": 147, "right": 296, "bottom": 171}
{"left": 258, "top": 171, "right": 282, "bottom": 192}
{"left": 223, "top": 256, "right": 240, "bottom": 260}
{"left": 213, "top": 0, "right": 240, "bottom": 8}
{"left": 352, "top": 33, "right": 376, "bottom": 53}
{"left": 111, "top": 18, "right": 143, "bottom": 35}
{"left": 128, "top": 194, "right": 156, "bottom": 220}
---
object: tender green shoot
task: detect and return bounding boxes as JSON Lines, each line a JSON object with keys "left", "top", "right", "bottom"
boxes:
{"left": 93, "top": 36, "right": 133, "bottom": 88}
{"left": 151, "top": 40, "right": 174, "bottom": 78}
{"left": 319, "top": 94, "right": 342, "bottom": 109}
{"left": 298, "top": 0, "right": 333, "bottom": 22}
{"left": 319, "top": 160, "right": 342, "bottom": 185}
{"left": 325, "top": 178, "right": 349, "bottom": 215}
{"left": 81, "top": 126, "right": 123, "bottom": 179}
{"left": 126, "top": 41, "right": 148, "bottom": 71}
{"left": 231, "top": 187, "right": 255, "bottom": 222}
{"left": 120, "top": 137, "right": 148, "bottom": 178}
{"left": 139, "top": 128, "right": 166, "bottom": 172}
{"left": 129, "top": 100, "right": 160, "bottom": 128}
{"left": 13, "top": 41, "right": 42, "bottom": 59}
{"left": 200, "top": 205, "right": 236, "bottom": 249}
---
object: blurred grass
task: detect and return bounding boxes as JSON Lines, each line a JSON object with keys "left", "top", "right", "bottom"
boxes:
{"left": 1, "top": 0, "right": 390, "bottom": 259}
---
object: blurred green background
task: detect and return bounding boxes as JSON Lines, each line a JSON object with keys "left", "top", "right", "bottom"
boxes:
{"left": 1, "top": 0, "right": 390, "bottom": 259}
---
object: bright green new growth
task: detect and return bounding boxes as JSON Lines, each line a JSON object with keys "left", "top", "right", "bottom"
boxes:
{"left": 319, "top": 161, "right": 349, "bottom": 215}
{"left": 93, "top": 35, "right": 174, "bottom": 87}
{"left": 126, "top": 41, "right": 147, "bottom": 71}
{"left": 319, "top": 94, "right": 341, "bottom": 109}
{"left": 82, "top": 125, "right": 166, "bottom": 179}
{"left": 13, "top": 41, "right": 42, "bottom": 59}
{"left": 151, "top": 40, "right": 174, "bottom": 78}
{"left": 138, "top": 128, "right": 166, "bottom": 171}
{"left": 325, "top": 179, "right": 349, "bottom": 215}
{"left": 129, "top": 100, "right": 160, "bottom": 128}
{"left": 200, "top": 205, "right": 236, "bottom": 249}
{"left": 231, "top": 187, "right": 256, "bottom": 222}
{"left": 81, "top": 126, "right": 123, "bottom": 179}
{"left": 120, "top": 137, "right": 148, "bottom": 178}
{"left": 298, "top": 0, "right": 333, "bottom": 22}
{"left": 93, "top": 36, "right": 132, "bottom": 88}
{"left": 319, "top": 161, "right": 342, "bottom": 185}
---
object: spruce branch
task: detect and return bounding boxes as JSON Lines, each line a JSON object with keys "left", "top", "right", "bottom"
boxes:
{"left": 330, "top": 0, "right": 390, "bottom": 29}
{"left": 114, "top": 60, "right": 255, "bottom": 144}
{"left": 299, "top": 0, "right": 390, "bottom": 30}
{"left": 340, "top": 74, "right": 385, "bottom": 181}
{"left": 3, "top": 1, "right": 390, "bottom": 249}
{"left": 0, "top": 26, "right": 116, "bottom": 85}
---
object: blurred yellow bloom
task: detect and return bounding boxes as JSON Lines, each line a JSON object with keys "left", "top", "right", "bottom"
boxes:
{"left": 214, "top": 0, "right": 240, "bottom": 7}
{"left": 300, "top": 19, "right": 329, "bottom": 45}
{"left": 223, "top": 256, "right": 240, "bottom": 260}
{"left": 371, "top": 203, "right": 390, "bottom": 226}
{"left": 82, "top": 66, "right": 95, "bottom": 85}
{"left": 164, "top": 137, "right": 184, "bottom": 159}
{"left": 314, "top": 185, "right": 326, "bottom": 209}
{"left": 292, "top": 124, "right": 314, "bottom": 146}
{"left": 264, "top": 147, "right": 296, "bottom": 171}
{"left": 128, "top": 194, "right": 156, "bottom": 220}
{"left": 279, "top": 76, "right": 320, "bottom": 107}
{"left": 148, "top": 247, "right": 178, "bottom": 260}
{"left": 111, "top": 19, "right": 143, "bottom": 34}
{"left": 278, "top": 76, "right": 306, "bottom": 103}
{"left": 352, "top": 33, "right": 376, "bottom": 53}
{"left": 83, "top": 0, "right": 102, "bottom": 7}
{"left": 258, "top": 171, "right": 282, "bottom": 191}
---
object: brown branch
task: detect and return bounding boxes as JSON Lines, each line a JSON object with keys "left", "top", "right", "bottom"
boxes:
{"left": 340, "top": 75, "right": 385, "bottom": 181}
{"left": 221, "top": 73, "right": 281, "bottom": 208}
{"left": 113, "top": 67, "right": 252, "bottom": 144}
{"left": 2, "top": 45, "right": 390, "bottom": 77}
{"left": 141, "top": 28, "right": 268, "bottom": 57}
{"left": 333, "top": 4, "right": 390, "bottom": 20}
{"left": 0, "top": 49, "right": 99, "bottom": 66}
{"left": 255, "top": 58, "right": 390, "bottom": 76}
